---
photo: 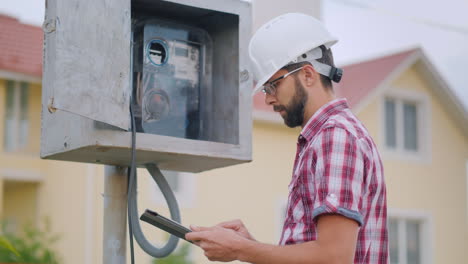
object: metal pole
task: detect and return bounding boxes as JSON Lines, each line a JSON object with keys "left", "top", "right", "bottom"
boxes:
{"left": 103, "top": 166, "right": 128, "bottom": 264}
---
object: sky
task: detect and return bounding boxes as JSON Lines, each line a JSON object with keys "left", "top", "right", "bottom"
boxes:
{"left": 1, "top": 0, "right": 467, "bottom": 110}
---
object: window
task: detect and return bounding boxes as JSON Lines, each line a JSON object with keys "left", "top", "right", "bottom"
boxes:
{"left": 388, "top": 211, "right": 432, "bottom": 264}
{"left": 3, "top": 181, "right": 39, "bottom": 232}
{"left": 385, "top": 98, "right": 419, "bottom": 152}
{"left": 3, "top": 80, "right": 29, "bottom": 152}
{"left": 382, "top": 91, "right": 430, "bottom": 160}
{"left": 389, "top": 218, "right": 421, "bottom": 264}
{"left": 385, "top": 99, "right": 397, "bottom": 148}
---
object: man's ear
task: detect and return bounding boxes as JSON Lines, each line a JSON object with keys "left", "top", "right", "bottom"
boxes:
{"left": 302, "top": 64, "right": 318, "bottom": 86}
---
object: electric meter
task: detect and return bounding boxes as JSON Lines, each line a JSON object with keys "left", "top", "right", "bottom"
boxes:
{"left": 132, "top": 19, "right": 212, "bottom": 140}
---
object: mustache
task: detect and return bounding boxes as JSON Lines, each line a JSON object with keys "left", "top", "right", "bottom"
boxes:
{"left": 273, "top": 105, "right": 286, "bottom": 112}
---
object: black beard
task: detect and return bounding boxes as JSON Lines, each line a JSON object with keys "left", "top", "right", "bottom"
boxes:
{"left": 283, "top": 77, "right": 308, "bottom": 128}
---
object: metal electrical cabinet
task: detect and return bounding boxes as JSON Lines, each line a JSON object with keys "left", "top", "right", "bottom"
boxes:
{"left": 41, "top": 0, "right": 253, "bottom": 172}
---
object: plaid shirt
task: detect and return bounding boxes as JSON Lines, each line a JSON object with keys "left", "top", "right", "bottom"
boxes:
{"left": 279, "top": 99, "right": 388, "bottom": 263}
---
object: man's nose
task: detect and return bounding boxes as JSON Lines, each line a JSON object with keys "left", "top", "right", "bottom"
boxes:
{"left": 264, "top": 93, "right": 276, "bottom": 106}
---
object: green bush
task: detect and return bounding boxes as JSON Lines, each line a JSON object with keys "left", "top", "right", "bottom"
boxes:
{"left": 0, "top": 219, "right": 61, "bottom": 264}
{"left": 152, "top": 241, "right": 194, "bottom": 264}
{"left": 0, "top": 236, "right": 19, "bottom": 256}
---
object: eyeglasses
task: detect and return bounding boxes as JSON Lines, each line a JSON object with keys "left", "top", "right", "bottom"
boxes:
{"left": 262, "top": 66, "right": 304, "bottom": 95}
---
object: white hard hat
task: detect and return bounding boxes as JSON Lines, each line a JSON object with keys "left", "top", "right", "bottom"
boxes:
{"left": 249, "top": 13, "right": 339, "bottom": 94}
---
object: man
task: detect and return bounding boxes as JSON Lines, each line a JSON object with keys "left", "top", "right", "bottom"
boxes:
{"left": 186, "top": 13, "right": 388, "bottom": 264}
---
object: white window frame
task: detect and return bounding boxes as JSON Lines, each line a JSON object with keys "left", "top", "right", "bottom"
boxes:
{"left": 149, "top": 171, "right": 196, "bottom": 209}
{"left": 0, "top": 168, "right": 44, "bottom": 182}
{"left": 380, "top": 89, "right": 431, "bottom": 163}
{"left": 0, "top": 70, "right": 41, "bottom": 85}
{"left": 3, "top": 80, "right": 29, "bottom": 153}
{"left": 388, "top": 208, "right": 434, "bottom": 264}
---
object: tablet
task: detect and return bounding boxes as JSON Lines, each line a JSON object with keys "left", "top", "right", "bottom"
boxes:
{"left": 140, "top": 209, "right": 192, "bottom": 242}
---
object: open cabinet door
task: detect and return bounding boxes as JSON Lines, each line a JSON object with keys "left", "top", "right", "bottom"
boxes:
{"left": 43, "top": 0, "right": 131, "bottom": 130}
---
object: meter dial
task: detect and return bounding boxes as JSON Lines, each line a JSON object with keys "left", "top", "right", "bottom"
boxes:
{"left": 146, "top": 39, "right": 169, "bottom": 66}
{"left": 143, "top": 89, "right": 170, "bottom": 122}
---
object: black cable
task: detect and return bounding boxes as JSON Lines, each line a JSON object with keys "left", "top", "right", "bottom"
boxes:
{"left": 127, "top": 100, "right": 179, "bottom": 259}
{"left": 128, "top": 102, "right": 137, "bottom": 264}
{"left": 128, "top": 29, "right": 136, "bottom": 264}
{"left": 127, "top": 169, "right": 135, "bottom": 264}
{"left": 125, "top": 21, "right": 179, "bottom": 260}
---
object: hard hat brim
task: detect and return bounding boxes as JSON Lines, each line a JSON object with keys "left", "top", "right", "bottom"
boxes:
{"left": 251, "top": 74, "right": 272, "bottom": 95}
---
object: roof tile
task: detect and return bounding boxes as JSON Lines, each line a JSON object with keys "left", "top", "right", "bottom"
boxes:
{"left": 0, "top": 14, "right": 43, "bottom": 77}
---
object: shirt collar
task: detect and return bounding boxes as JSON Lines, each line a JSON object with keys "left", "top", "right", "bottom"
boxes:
{"left": 300, "top": 98, "right": 349, "bottom": 142}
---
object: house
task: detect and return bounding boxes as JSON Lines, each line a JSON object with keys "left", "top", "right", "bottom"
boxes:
{"left": 1, "top": 10, "right": 467, "bottom": 264}
{"left": 0, "top": 13, "right": 43, "bottom": 229}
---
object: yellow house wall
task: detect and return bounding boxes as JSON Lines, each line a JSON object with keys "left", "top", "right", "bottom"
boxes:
{"left": 0, "top": 80, "right": 4, "bottom": 218}
{"left": 356, "top": 66, "right": 468, "bottom": 263}
{"left": 37, "top": 161, "right": 96, "bottom": 264}
{"left": 0, "top": 179, "right": 3, "bottom": 218}
{"left": 0, "top": 80, "right": 5, "bottom": 151}
{"left": 26, "top": 83, "right": 41, "bottom": 154}
{"left": 3, "top": 182, "right": 39, "bottom": 228}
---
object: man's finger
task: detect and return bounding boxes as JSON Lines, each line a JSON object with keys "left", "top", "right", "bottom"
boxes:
{"left": 217, "top": 219, "right": 241, "bottom": 229}
{"left": 190, "top": 225, "right": 213, "bottom": 232}
{"left": 185, "top": 230, "right": 208, "bottom": 242}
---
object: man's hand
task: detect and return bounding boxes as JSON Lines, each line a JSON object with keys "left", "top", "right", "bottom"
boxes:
{"left": 216, "top": 219, "right": 256, "bottom": 241}
{"left": 186, "top": 214, "right": 359, "bottom": 263}
{"left": 186, "top": 225, "right": 250, "bottom": 262}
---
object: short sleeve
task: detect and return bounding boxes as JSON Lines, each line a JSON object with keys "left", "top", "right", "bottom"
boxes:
{"left": 307, "top": 126, "right": 365, "bottom": 225}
